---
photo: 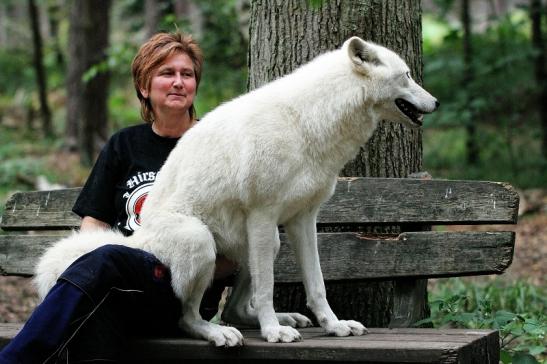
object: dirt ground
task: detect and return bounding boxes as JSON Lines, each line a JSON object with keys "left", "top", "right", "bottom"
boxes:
{"left": 1, "top": 209, "right": 545, "bottom": 324}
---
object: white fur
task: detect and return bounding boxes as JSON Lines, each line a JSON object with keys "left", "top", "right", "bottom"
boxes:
{"left": 35, "top": 37, "right": 437, "bottom": 346}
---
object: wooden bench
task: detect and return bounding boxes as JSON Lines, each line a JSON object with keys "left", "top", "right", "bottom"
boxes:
{"left": 0, "top": 177, "right": 519, "bottom": 363}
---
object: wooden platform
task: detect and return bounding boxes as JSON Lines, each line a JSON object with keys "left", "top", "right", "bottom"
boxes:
{"left": 0, "top": 325, "right": 499, "bottom": 363}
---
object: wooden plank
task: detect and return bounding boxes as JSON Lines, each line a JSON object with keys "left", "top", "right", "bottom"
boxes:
{"left": 321, "top": 178, "right": 519, "bottom": 225}
{"left": 0, "top": 235, "right": 57, "bottom": 276}
{"left": 0, "top": 325, "right": 499, "bottom": 363}
{"left": 0, "top": 231, "right": 514, "bottom": 279}
{"left": 0, "top": 178, "right": 519, "bottom": 231}
{"left": 275, "top": 231, "right": 515, "bottom": 282}
{"left": 1, "top": 188, "right": 81, "bottom": 230}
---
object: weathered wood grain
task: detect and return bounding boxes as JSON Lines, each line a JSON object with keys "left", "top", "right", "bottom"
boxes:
{"left": 1, "top": 188, "right": 81, "bottom": 230}
{"left": 0, "top": 231, "right": 514, "bottom": 279}
{"left": 0, "top": 325, "right": 499, "bottom": 363}
{"left": 0, "top": 178, "right": 519, "bottom": 231}
{"left": 275, "top": 231, "right": 515, "bottom": 282}
{"left": 321, "top": 177, "right": 519, "bottom": 225}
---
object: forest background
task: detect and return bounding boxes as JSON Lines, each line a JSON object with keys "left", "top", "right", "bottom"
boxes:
{"left": 0, "top": 0, "right": 545, "bottom": 363}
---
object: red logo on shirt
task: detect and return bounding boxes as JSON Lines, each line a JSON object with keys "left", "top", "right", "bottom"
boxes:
{"left": 124, "top": 182, "right": 154, "bottom": 232}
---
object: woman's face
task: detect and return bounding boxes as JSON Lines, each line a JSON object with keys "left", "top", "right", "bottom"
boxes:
{"left": 141, "top": 52, "right": 197, "bottom": 118}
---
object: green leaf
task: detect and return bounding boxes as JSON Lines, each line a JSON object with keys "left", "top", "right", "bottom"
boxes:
{"left": 412, "top": 317, "right": 434, "bottom": 327}
{"left": 308, "top": 0, "right": 324, "bottom": 8}
{"left": 500, "top": 350, "right": 512, "bottom": 364}
{"left": 528, "top": 346, "right": 545, "bottom": 356}
{"left": 495, "top": 310, "right": 518, "bottom": 326}
{"left": 511, "top": 353, "right": 539, "bottom": 364}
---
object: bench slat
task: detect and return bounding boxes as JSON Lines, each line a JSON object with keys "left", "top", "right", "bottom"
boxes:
{"left": 0, "top": 231, "right": 514, "bottom": 279}
{"left": 1, "top": 188, "right": 81, "bottom": 230}
{"left": 0, "top": 178, "right": 519, "bottom": 231}
{"left": 0, "top": 325, "right": 499, "bottom": 363}
{"left": 322, "top": 177, "right": 519, "bottom": 225}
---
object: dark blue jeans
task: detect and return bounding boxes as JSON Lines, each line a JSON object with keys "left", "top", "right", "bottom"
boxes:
{"left": 0, "top": 244, "right": 225, "bottom": 364}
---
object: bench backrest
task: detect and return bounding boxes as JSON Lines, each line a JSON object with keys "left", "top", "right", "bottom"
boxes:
{"left": 0, "top": 177, "right": 519, "bottom": 281}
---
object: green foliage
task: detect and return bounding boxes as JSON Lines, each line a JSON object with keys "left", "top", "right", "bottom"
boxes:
{"left": 420, "top": 279, "right": 546, "bottom": 363}
{"left": 0, "top": 50, "right": 35, "bottom": 95}
{"left": 308, "top": 0, "right": 326, "bottom": 8}
{"left": 0, "top": 125, "right": 62, "bottom": 216}
{"left": 422, "top": 9, "right": 546, "bottom": 188}
{"left": 192, "top": 0, "right": 248, "bottom": 116}
{"left": 83, "top": 0, "right": 248, "bottom": 123}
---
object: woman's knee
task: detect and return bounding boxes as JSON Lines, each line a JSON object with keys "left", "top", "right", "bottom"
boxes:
{"left": 60, "top": 244, "right": 156, "bottom": 302}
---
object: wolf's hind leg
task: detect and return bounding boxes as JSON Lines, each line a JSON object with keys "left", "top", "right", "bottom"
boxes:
{"left": 178, "top": 267, "right": 243, "bottom": 347}
{"left": 140, "top": 214, "right": 243, "bottom": 347}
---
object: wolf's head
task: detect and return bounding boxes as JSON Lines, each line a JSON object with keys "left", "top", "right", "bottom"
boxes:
{"left": 343, "top": 37, "right": 439, "bottom": 129}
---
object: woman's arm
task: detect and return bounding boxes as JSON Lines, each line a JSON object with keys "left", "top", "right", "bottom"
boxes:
{"left": 80, "top": 216, "right": 111, "bottom": 231}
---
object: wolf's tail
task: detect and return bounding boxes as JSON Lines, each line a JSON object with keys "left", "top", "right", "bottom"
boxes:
{"left": 33, "top": 229, "right": 128, "bottom": 300}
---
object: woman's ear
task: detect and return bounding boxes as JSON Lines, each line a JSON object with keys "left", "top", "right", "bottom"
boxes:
{"left": 140, "top": 87, "right": 149, "bottom": 99}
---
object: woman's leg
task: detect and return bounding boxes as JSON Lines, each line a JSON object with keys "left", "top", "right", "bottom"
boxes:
{"left": 0, "top": 280, "right": 92, "bottom": 364}
{"left": 0, "top": 244, "right": 182, "bottom": 363}
{"left": 0, "top": 243, "right": 228, "bottom": 363}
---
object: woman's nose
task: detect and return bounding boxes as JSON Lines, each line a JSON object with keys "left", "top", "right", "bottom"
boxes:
{"left": 173, "top": 73, "right": 183, "bottom": 87}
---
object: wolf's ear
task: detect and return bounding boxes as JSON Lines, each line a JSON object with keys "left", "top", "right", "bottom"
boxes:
{"left": 345, "top": 37, "right": 382, "bottom": 72}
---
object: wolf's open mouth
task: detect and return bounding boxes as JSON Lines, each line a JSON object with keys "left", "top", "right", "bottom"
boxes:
{"left": 395, "top": 98, "right": 424, "bottom": 126}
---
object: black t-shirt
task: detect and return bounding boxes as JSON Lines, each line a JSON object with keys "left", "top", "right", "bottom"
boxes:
{"left": 72, "top": 123, "right": 179, "bottom": 236}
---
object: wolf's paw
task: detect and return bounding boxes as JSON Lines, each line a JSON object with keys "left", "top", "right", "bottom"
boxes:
{"left": 262, "top": 325, "right": 303, "bottom": 343}
{"left": 207, "top": 325, "right": 244, "bottom": 347}
{"left": 326, "top": 320, "right": 368, "bottom": 337}
{"left": 277, "top": 312, "right": 313, "bottom": 328}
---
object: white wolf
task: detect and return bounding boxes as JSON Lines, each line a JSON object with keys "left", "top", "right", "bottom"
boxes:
{"left": 35, "top": 37, "right": 438, "bottom": 347}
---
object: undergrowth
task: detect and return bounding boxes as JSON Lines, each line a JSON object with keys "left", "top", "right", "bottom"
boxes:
{"left": 423, "top": 278, "right": 546, "bottom": 364}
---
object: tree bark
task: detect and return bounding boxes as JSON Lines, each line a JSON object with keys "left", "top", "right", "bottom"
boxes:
{"left": 173, "top": 0, "right": 204, "bottom": 40}
{"left": 248, "top": 0, "right": 427, "bottom": 327}
{"left": 47, "top": 1, "right": 64, "bottom": 67}
{"left": 145, "top": 0, "right": 160, "bottom": 40}
{"left": 28, "top": 0, "right": 52, "bottom": 137}
{"left": 462, "top": 0, "right": 478, "bottom": 165}
{"left": 65, "top": 0, "right": 111, "bottom": 165}
{"left": 531, "top": 0, "right": 547, "bottom": 159}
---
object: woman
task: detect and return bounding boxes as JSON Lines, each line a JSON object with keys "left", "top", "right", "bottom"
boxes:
{"left": 0, "top": 32, "right": 236, "bottom": 364}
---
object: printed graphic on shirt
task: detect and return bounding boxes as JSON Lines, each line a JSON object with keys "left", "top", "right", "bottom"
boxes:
{"left": 122, "top": 171, "right": 158, "bottom": 232}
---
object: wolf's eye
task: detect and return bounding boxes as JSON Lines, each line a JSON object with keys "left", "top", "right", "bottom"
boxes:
{"left": 406, "top": 71, "right": 411, "bottom": 79}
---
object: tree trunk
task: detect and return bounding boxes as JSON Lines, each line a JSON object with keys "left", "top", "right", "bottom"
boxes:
{"left": 47, "top": 1, "right": 65, "bottom": 67}
{"left": 531, "top": 0, "right": 547, "bottom": 159}
{"left": 173, "top": 0, "right": 204, "bottom": 40}
{"left": 65, "top": 0, "right": 111, "bottom": 165}
{"left": 28, "top": 0, "right": 52, "bottom": 137}
{"left": 249, "top": 0, "right": 427, "bottom": 327}
{"left": 65, "top": 1, "right": 85, "bottom": 152}
{"left": 462, "top": 0, "right": 478, "bottom": 165}
{"left": 145, "top": 0, "right": 160, "bottom": 40}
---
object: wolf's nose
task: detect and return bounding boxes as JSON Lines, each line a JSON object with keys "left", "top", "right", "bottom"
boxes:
{"left": 434, "top": 100, "right": 440, "bottom": 110}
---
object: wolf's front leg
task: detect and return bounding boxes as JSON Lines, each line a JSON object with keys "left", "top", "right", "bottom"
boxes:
{"left": 222, "top": 265, "right": 313, "bottom": 328}
{"left": 246, "top": 212, "right": 303, "bottom": 343}
{"left": 285, "top": 209, "right": 368, "bottom": 337}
